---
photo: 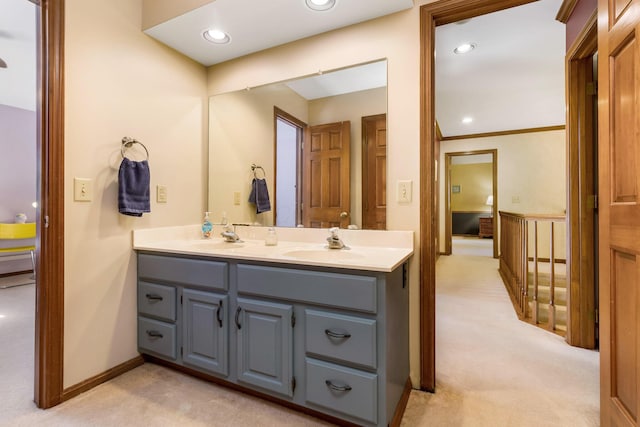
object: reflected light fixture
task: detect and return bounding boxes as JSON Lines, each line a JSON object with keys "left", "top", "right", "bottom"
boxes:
{"left": 462, "top": 116, "right": 473, "bottom": 124}
{"left": 305, "top": 0, "right": 336, "bottom": 11}
{"left": 0, "top": 57, "right": 7, "bottom": 68}
{"left": 203, "top": 29, "right": 231, "bottom": 44}
{"left": 454, "top": 42, "right": 476, "bottom": 54}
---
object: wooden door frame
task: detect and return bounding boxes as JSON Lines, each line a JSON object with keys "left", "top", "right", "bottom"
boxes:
{"left": 361, "top": 113, "right": 387, "bottom": 230}
{"left": 273, "top": 107, "right": 306, "bottom": 227}
{"left": 34, "top": 0, "right": 65, "bottom": 408}
{"left": 443, "top": 149, "right": 498, "bottom": 258}
{"left": 419, "top": 0, "right": 537, "bottom": 391}
{"left": 565, "top": 12, "right": 597, "bottom": 349}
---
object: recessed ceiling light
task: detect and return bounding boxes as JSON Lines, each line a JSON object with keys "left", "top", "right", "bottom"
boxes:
{"left": 305, "top": 0, "right": 336, "bottom": 11}
{"left": 203, "top": 29, "right": 231, "bottom": 44}
{"left": 454, "top": 43, "right": 476, "bottom": 54}
{"left": 462, "top": 117, "right": 473, "bottom": 124}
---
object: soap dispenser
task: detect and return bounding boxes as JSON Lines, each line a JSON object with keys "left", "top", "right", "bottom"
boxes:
{"left": 265, "top": 227, "right": 278, "bottom": 246}
{"left": 202, "top": 212, "right": 213, "bottom": 239}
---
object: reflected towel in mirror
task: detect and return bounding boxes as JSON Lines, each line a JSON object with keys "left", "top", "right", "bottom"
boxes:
{"left": 118, "top": 158, "right": 151, "bottom": 217}
{"left": 248, "top": 178, "right": 271, "bottom": 213}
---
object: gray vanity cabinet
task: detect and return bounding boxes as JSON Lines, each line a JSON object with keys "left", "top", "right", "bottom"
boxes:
{"left": 182, "top": 289, "right": 228, "bottom": 376}
{"left": 235, "top": 298, "right": 294, "bottom": 397}
{"left": 136, "top": 252, "right": 409, "bottom": 427}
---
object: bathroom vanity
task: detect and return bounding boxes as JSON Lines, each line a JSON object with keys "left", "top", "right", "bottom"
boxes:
{"left": 133, "top": 225, "right": 413, "bottom": 427}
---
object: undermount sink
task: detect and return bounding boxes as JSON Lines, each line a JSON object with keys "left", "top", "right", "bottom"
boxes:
{"left": 281, "top": 248, "right": 365, "bottom": 261}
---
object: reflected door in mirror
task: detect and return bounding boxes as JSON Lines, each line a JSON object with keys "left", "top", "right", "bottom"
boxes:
{"left": 302, "top": 121, "right": 351, "bottom": 228}
{"left": 362, "top": 114, "right": 387, "bottom": 230}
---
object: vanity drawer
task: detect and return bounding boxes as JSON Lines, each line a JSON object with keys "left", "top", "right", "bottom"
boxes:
{"left": 138, "top": 317, "right": 177, "bottom": 360}
{"left": 138, "top": 253, "right": 228, "bottom": 290}
{"left": 305, "top": 309, "right": 376, "bottom": 369}
{"left": 305, "top": 358, "right": 378, "bottom": 424}
{"left": 138, "top": 281, "right": 176, "bottom": 322}
{"left": 237, "top": 265, "right": 377, "bottom": 313}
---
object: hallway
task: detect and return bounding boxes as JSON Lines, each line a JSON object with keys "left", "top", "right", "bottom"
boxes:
{"left": 402, "top": 252, "right": 599, "bottom": 426}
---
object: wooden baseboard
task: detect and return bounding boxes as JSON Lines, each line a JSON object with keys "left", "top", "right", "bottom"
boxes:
{"left": 390, "top": 377, "right": 413, "bottom": 427}
{"left": 61, "top": 355, "right": 144, "bottom": 402}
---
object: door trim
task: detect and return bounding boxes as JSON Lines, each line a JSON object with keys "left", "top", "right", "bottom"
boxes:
{"left": 444, "top": 149, "right": 498, "bottom": 258}
{"left": 419, "top": 0, "right": 537, "bottom": 391}
{"left": 565, "top": 12, "right": 597, "bottom": 349}
{"left": 34, "top": 0, "right": 65, "bottom": 408}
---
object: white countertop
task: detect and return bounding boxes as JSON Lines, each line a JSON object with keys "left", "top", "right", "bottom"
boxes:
{"left": 133, "top": 225, "right": 414, "bottom": 272}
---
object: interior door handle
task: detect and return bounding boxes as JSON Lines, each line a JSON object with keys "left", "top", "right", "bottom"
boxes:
{"left": 340, "top": 211, "right": 349, "bottom": 218}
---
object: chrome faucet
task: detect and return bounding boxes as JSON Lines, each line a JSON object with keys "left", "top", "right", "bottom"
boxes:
{"left": 221, "top": 223, "right": 242, "bottom": 242}
{"left": 326, "top": 227, "right": 347, "bottom": 249}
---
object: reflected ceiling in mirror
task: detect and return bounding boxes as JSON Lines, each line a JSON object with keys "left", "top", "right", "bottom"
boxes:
{"left": 208, "top": 60, "right": 387, "bottom": 230}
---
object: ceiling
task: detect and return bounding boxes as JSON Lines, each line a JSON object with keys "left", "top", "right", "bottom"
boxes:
{"left": 144, "top": 0, "right": 414, "bottom": 67}
{"left": 1, "top": 0, "right": 566, "bottom": 135}
{"left": 0, "top": 0, "right": 36, "bottom": 111}
{"left": 435, "top": 0, "right": 566, "bottom": 137}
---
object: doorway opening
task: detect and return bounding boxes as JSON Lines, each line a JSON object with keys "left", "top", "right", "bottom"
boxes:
{"left": 444, "top": 150, "right": 498, "bottom": 258}
{"left": 274, "top": 107, "right": 305, "bottom": 227}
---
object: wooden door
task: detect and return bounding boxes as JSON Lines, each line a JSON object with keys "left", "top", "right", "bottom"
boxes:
{"left": 598, "top": 1, "right": 640, "bottom": 425}
{"left": 362, "top": 114, "right": 387, "bottom": 230}
{"left": 302, "top": 121, "right": 351, "bottom": 228}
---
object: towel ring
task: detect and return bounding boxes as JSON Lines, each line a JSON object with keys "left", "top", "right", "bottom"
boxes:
{"left": 251, "top": 164, "right": 266, "bottom": 179}
{"left": 121, "top": 137, "right": 149, "bottom": 161}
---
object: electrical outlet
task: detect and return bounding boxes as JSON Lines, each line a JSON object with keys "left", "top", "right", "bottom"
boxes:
{"left": 397, "top": 180, "right": 412, "bottom": 203}
{"left": 157, "top": 185, "right": 168, "bottom": 203}
{"left": 233, "top": 191, "right": 241, "bottom": 205}
{"left": 74, "top": 178, "right": 92, "bottom": 202}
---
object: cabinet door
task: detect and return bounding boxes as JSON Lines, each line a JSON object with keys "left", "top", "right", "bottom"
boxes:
{"left": 236, "top": 298, "right": 294, "bottom": 397}
{"left": 183, "top": 289, "right": 228, "bottom": 376}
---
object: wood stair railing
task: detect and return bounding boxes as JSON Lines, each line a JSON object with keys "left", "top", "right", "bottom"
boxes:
{"left": 498, "top": 211, "right": 567, "bottom": 334}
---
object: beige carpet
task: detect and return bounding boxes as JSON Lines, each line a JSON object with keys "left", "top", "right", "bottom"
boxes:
{"left": 401, "top": 254, "right": 599, "bottom": 426}
{"left": 1, "top": 254, "right": 599, "bottom": 426}
{"left": 452, "top": 236, "right": 493, "bottom": 257}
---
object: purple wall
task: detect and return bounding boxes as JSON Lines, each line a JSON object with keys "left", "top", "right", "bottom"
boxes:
{"left": 0, "top": 104, "right": 36, "bottom": 223}
{"left": 0, "top": 104, "right": 36, "bottom": 273}
{"left": 566, "top": 0, "right": 597, "bottom": 50}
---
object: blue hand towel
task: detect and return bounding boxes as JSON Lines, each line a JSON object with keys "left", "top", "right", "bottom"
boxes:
{"left": 118, "top": 158, "right": 150, "bottom": 217}
{"left": 248, "top": 178, "right": 271, "bottom": 213}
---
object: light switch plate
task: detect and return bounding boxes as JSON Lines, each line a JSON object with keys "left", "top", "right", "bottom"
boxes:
{"left": 233, "top": 191, "right": 241, "bottom": 205}
{"left": 397, "top": 180, "right": 412, "bottom": 203}
{"left": 157, "top": 185, "right": 168, "bottom": 203}
{"left": 74, "top": 178, "right": 92, "bottom": 202}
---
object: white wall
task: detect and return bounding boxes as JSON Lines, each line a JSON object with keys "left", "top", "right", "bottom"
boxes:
{"left": 207, "top": 6, "right": 425, "bottom": 385}
{"left": 64, "top": 0, "right": 207, "bottom": 388}
{"left": 439, "top": 130, "right": 567, "bottom": 257}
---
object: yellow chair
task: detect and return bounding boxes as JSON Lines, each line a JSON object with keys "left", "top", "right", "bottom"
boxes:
{"left": 0, "top": 223, "right": 36, "bottom": 277}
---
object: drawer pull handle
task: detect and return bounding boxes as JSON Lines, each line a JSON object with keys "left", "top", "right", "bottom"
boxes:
{"left": 235, "top": 307, "right": 242, "bottom": 330}
{"left": 217, "top": 301, "right": 223, "bottom": 328}
{"left": 325, "top": 380, "right": 352, "bottom": 392}
{"left": 325, "top": 329, "right": 351, "bottom": 339}
{"left": 146, "top": 330, "right": 163, "bottom": 339}
{"left": 145, "top": 294, "right": 163, "bottom": 301}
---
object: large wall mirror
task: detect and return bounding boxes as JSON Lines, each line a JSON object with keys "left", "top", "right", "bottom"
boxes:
{"left": 208, "top": 60, "right": 388, "bottom": 229}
